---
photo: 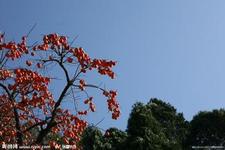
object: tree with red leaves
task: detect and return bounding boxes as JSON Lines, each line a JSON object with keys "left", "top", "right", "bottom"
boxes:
{"left": 0, "top": 33, "right": 120, "bottom": 149}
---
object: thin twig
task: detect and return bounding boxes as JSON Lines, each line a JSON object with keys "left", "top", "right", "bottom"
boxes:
{"left": 71, "top": 87, "right": 78, "bottom": 115}
{"left": 26, "top": 23, "right": 37, "bottom": 38}
{"left": 70, "top": 35, "right": 79, "bottom": 46}
{"left": 94, "top": 117, "right": 105, "bottom": 127}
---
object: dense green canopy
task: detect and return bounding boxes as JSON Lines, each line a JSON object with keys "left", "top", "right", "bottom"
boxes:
{"left": 80, "top": 99, "right": 225, "bottom": 150}
{"left": 186, "top": 109, "right": 225, "bottom": 148}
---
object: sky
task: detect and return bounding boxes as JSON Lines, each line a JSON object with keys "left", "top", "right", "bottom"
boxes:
{"left": 1, "top": 0, "right": 225, "bottom": 130}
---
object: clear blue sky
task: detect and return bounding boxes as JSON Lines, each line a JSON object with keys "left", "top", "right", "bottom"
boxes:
{"left": 1, "top": 0, "right": 225, "bottom": 130}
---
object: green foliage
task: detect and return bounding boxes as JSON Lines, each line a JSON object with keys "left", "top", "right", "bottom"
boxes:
{"left": 44, "top": 133, "right": 64, "bottom": 145}
{"left": 126, "top": 102, "right": 169, "bottom": 150}
{"left": 125, "top": 99, "right": 189, "bottom": 150}
{"left": 103, "top": 128, "right": 127, "bottom": 150}
{"left": 80, "top": 99, "right": 225, "bottom": 150}
{"left": 185, "top": 109, "right": 225, "bottom": 148}
{"left": 147, "top": 98, "right": 189, "bottom": 149}
{"left": 81, "top": 126, "right": 127, "bottom": 150}
{"left": 81, "top": 126, "right": 104, "bottom": 150}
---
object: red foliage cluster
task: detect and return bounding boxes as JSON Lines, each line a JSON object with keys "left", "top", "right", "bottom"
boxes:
{"left": 10, "top": 69, "right": 50, "bottom": 92}
{"left": 69, "top": 47, "right": 116, "bottom": 79}
{"left": 84, "top": 97, "right": 96, "bottom": 112}
{"left": 0, "top": 69, "right": 55, "bottom": 144}
{"left": 33, "top": 33, "right": 69, "bottom": 51}
{"left": 0, "top": 35, "right": 28, "bottom": 60}
{"left": 0, "top": 69, "right": 12, "bottom": 80}
{"left": 79, "top": 79, "right": 86, "bottom": 91}
{"left": 0, "top": 33, "right": 119, "bottom": 148}
{"left": 70, "top": 47, "right": 91, "bottom": 70}
{"left": 92, "top": 59, "right": 116, "bottom": 79}
{"left": 78, "top": 97, "right": 96, "bottom": 115}
{"left": 51, "top": 108, "right": 88, "bottom": 146}
{"left": 104, "top": 90, "right": 120, "bottom": 119}
{"left": 0, "top": 94, "right": 16, "bottom": 143}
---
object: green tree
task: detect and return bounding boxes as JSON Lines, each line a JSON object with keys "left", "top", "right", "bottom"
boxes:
{"left": 147, "top": 98, "right": 189, "bottom": 149}
{"left": 185, "top": 109, "right": 225, "bottom": 148}
{"left": 81, "top": 126, "right": 104, "bottom": 150}
{"left": 81, "top": 126, "right": 127, "bottom": 150}
{"left": 103, "top": 128, "right": 127, "bottom": 150}
{"left": 126, "top": 102, "right": 169, "bottom": 150}
{"left": 81, "top": 99, "right": 189, "bottom": 150}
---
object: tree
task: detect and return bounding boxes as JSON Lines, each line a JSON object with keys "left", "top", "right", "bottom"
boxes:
{"left": 185, "top": 109, "right": 225, "bottom": 148}
{"left": 0, "top": 33, "right": 120, "bottom": 148}
{"left": 81, "top": 126, "right": 127, "bottom": 150}
{"left": 126, "top": 102, "right": 169, "bottom": 150}
{"left": 147, "top": 98, "right": 189, "bottom": 149}
{"left": 102, "top": 127, "right": 127, "bottom": 150}
{"left": 81, "top": 126, "right": 104, "bottom": 150}
{"left": 126, "top": 99, "right": 189, "bottom": 150}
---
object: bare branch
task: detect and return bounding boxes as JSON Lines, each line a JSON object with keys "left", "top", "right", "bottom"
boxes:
{"left": 26, "top": 23, "right": 37, "bottom": 38}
